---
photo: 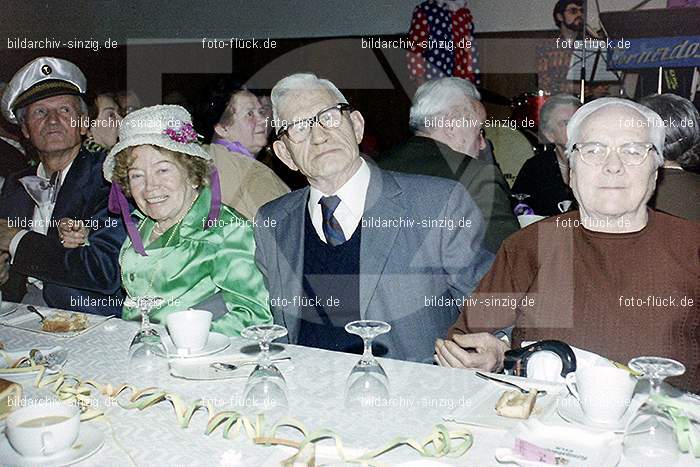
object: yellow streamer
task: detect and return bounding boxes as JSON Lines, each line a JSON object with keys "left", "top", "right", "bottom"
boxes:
{"left": 18, "top": 367, "right": 473, "bottom": 463}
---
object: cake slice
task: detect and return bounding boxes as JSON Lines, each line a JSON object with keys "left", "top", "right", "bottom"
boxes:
{"left": 495, "top": 389, "right": 537, "bottom": 419}
{"left": 41, "top": 311, "right": 89, "bottom": 332}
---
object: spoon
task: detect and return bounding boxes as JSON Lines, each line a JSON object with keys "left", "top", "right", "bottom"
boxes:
{"left": 27, "top": 305, "right": 46, "bottom": 323}
{"left": 210, "top": 356, "right": 291, "bottom": 371}
{"left": 475, "top": 371, "right": 547, "bottom": 396}
{"left": 29, "top": 348, "right": 68, "bottom": 371}
{"left": 0, "top": 304, "right": 19, "bottom": 318}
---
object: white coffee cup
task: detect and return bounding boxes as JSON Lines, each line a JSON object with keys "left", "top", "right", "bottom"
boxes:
{"left": 558, "top": 200, "right": 573, "bottom": 213}
{"left": 6, "top": 401, "right": 80, "bottom": 457}
{"left": 166, "top": 309, "right": 212, "bottom": 352}
{"left": 565, "top": 366, "right": 637, "bottom": 423}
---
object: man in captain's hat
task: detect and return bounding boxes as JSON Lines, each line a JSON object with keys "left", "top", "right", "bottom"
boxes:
{"left": 0, "top": 57, "right": 126, "bottom": 315}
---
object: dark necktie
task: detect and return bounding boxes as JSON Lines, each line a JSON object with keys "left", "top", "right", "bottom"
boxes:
{"left": 319, "top": 195, "right": 346, "bottom": 246}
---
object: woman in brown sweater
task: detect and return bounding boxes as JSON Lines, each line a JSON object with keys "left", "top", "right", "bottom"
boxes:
{"left": 436, "top": 98, "right": 700, "bottom": 393}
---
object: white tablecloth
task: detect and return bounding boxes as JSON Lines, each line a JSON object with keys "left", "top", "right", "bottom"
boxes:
{"left": 1, "top": 308, "right": 697, "bottom": 466}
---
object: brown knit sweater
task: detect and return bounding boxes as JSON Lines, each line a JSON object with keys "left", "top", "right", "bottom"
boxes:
{"left": 449, "top": 209, "right": 700, "bottom": 393}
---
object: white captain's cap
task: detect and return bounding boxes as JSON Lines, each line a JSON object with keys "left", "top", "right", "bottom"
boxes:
{"left": 1, "top": 57, "right": 87, "bottom": 124}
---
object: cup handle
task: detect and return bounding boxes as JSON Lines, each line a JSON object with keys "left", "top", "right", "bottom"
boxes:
{"left": 565, "top": 372, "right": 580, "bottom": 402}
{"left": 41, "top": 431, "right": 55, "bottom": 455}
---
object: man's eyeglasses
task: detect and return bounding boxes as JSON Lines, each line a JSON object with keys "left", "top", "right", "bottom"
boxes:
{"left": 565, "top": 6, "right": 584, "bottom": 15}
{"left": 572, "top": 142, "right": 658, "bottom": 166}
{"left": 276, "top": 103, "right": 353, "bottom": 143}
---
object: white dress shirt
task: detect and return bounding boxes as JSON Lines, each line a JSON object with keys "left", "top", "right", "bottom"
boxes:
{"left": 307, "top": 159, "right": 370, "bottom": 243}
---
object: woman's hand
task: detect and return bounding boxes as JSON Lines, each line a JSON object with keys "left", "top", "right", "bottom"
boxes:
{"left": 58, "top": 218, "right": 89, "bottom": 249}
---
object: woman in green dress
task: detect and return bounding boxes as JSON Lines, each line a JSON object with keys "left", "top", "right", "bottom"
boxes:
{"left": 102, "top": 104, "right": 271, "bottom": 336}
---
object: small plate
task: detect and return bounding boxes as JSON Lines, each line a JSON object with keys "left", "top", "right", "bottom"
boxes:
{"left": 0, "top": 422, "right": 104, "bottom": 466}
{"left": 0, "top": 308, "right": 112, "bottom": 338}
{"left": 495, "top": 419, "right": 622, "bottom": 467}
{"left": 0, "top": 346, "right": 65, "bottom": 377}
{"left": 557, "top": 394, "right": 641, "bottom": 433}
{"left": 163, "top": 332, "right": 230, "bottom": 358}
{"left": 444, "top": 373, "right": 565, "bottom": 429}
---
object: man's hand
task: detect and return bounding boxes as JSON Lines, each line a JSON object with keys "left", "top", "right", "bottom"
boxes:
{"left": 434, "top": 332, "right": 509, "bottom": 372}
{"left": 0, "top": 251, "right": 10, "bottom": 286}
{"left": 58, "top": 218, "right": 89, "bottom": 249}
{"left": 0, "top": 219, "right": 21, "bottom": 252}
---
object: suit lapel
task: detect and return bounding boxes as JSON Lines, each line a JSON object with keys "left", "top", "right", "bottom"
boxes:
{"left": 50, "top": 150, "right": 90, "bottom": 227}
{"left": 0, "top": 170, "right": 35, "bottom": 220}
{"left": 275, "top": 188, "right": 308, "bottom": 343}
{"left": 359, "top": 163, "right": 405, "bottom": 318}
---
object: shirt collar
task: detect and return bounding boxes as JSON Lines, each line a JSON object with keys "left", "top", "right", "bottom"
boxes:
{"left": 308, "top": 158, "right": 370, "bottom": 218}
{"left": 37, "top": 157, "right": 75, "bottom": 186}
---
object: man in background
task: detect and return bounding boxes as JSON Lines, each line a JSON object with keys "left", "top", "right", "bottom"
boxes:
{"left": 512, "top": 94, "right": 580, "bottom": 216}
{"left": 537, "top": 0, "right": 584, "bottom": 95}
{"left": 381, "top": 77, "right": 518, "bottom": 253}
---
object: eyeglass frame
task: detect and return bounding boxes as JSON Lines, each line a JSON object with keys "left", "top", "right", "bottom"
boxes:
{"left": 276, "top": 103, "right": 354, "bottom": 143}
{"left": 571, "top": 142, "right": 659, "bottom": 166}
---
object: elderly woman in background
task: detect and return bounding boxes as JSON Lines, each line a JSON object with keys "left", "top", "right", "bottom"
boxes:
{"left": 205, "top": 87, "right": 289, "bottom": 220}
{"left": 436, "top": 98, "right": 700, "bottom": 392}
{"left": 639, "top": 93, "right": 700, "bottom": 221}
{"left": 104, "top": 105, "right": 271, "bottom": 336}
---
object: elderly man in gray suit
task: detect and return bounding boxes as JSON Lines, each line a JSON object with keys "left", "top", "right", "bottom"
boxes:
{"left": 254, "top": 73, "right": 494, "bottom": 363}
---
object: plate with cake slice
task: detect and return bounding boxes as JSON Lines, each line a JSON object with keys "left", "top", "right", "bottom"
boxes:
{"left": 0, "top": 308, "right": 112, "bottom": 338}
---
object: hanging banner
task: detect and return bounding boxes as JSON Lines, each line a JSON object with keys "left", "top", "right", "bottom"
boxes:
{"left": 607, "top": 35, "right": 700, "bottom": 69}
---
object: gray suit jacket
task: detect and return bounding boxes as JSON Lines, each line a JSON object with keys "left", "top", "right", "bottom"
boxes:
{"left": 254, "top": 161, "right": 495, "bottom": 363}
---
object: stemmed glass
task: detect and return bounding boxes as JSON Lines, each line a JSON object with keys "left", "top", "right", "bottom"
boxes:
{"left": 344, "top": 320, "right": 391, "bottom": 409}
{"left": 623, "top": 356, "right": 686, "bottom": 464}
{"left": 241, "top": 324, "right": 289, "bottom": 415}
{"left": 511, "top": 193, "right": 534, "bottom": 216}
{"left": 126, "top": 296, "right": 167, "bottom": 373}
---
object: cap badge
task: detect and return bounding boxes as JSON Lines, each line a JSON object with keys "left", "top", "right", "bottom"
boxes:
{"left": 40, "top": 64, "right": 52, "bottom": 75}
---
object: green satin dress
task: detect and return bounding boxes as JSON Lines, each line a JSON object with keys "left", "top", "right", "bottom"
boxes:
{"left": 119, "top": 187, "right": 272, "bottom": 336}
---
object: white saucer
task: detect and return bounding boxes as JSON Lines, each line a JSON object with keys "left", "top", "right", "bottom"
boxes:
{"left": 557, "top": 394, "right": 637, "bottom": 433}
{"left": 0, "top": 422, "right": 104, "bottom": 466}
{"left": 164, "top": 332, "right": 230, "bottom": 358}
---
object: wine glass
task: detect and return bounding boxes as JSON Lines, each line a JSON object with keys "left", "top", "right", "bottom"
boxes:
{"left": 622, "top": 356, "right": 686, "bottom": 464}
{"left": 344, "top": 320, "right": 391, "bottom": 409}
{"left": 126, "top": 296, "right": 167, "bottom": 374}
{"left": 241, "top": 324, "right": 289, "bottom": 415}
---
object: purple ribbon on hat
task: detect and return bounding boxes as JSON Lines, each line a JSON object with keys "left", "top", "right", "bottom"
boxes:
{"left": 108, "top": 183, "right": 148, "bottom": 256}
{"left": 206, "top": 167, "right": 222, "bottom": 229}
{"left": 108, "top": 168, "right": 221, "bottom": 253}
